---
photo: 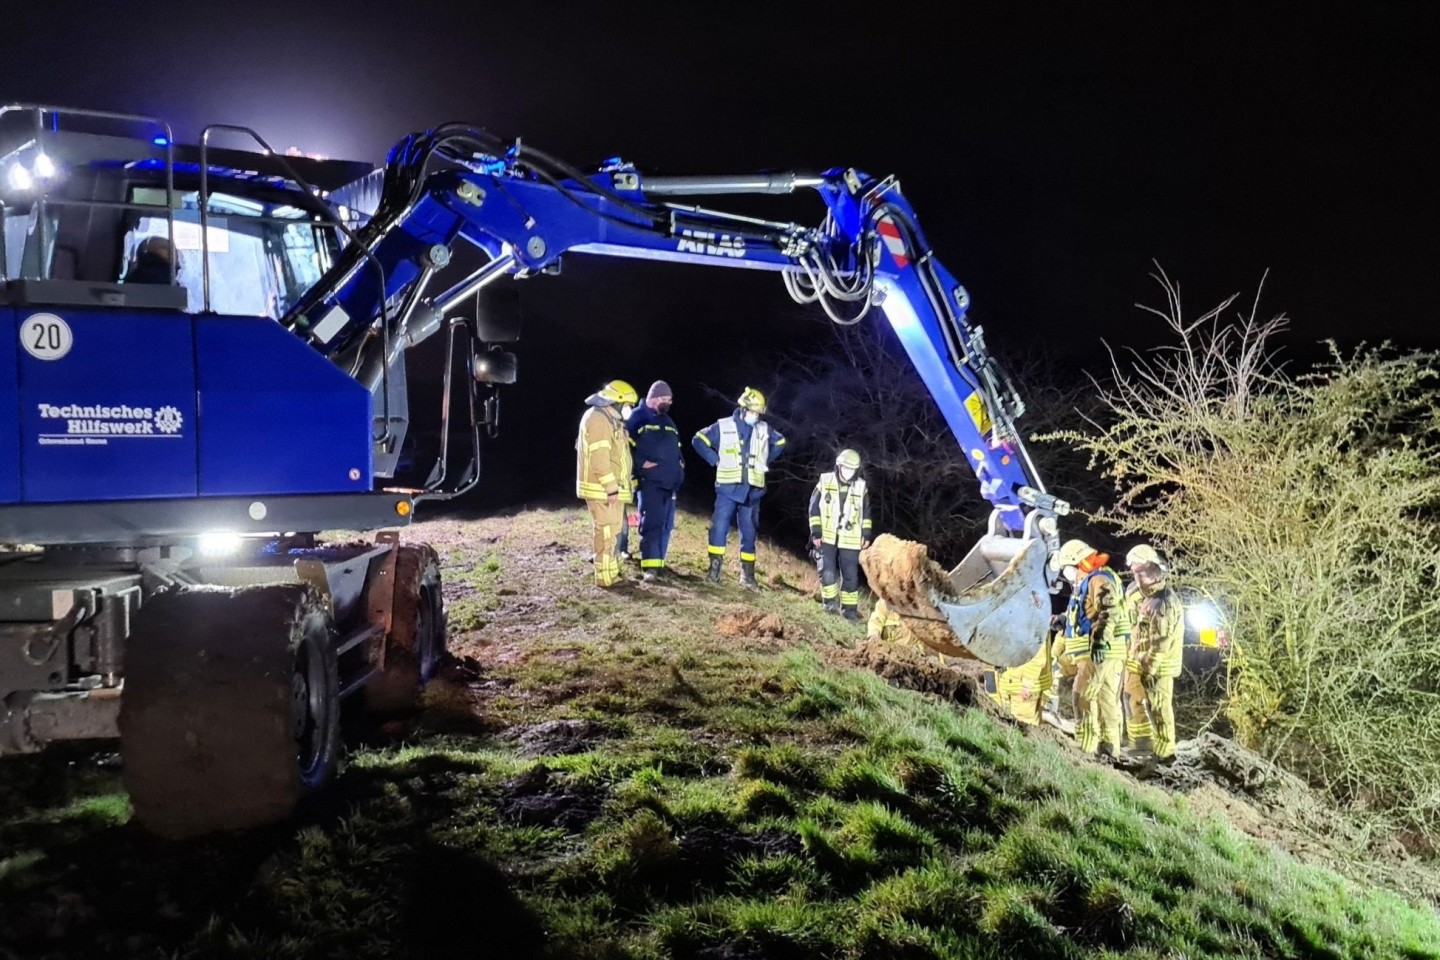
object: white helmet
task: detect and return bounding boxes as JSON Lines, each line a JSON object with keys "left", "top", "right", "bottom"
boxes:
{"left": 1049, "top": 538, "right": 1093, "bottom": 573}
{"left": 1125, "top": 544, "right": 1162, "bottom": 569}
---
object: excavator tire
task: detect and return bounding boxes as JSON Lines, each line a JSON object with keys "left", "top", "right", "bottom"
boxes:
{"left": 363, "top": 544, "right": 446, "bottom": 715}
{"left": 119, "top": 583, "right": 340, "bottom": 839}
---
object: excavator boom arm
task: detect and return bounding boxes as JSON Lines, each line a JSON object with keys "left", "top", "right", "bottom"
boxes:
{"left": 286, "top": 128, "right": 1067, "bottom": 537}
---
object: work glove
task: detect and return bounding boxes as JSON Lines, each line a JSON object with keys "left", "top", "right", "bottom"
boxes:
{"left": 1090, "top": 638, "right": 1107, "bottom": 664}
{"left": 1049, "top": 613, "right": 1065, "bottom": 632}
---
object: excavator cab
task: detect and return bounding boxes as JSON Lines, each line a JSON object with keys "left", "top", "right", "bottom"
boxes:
{"left": 1, "top": 110, "right": 368, "bottom": 318}
{"left": 0, "top": 105, "right": 459, "bottom": 839}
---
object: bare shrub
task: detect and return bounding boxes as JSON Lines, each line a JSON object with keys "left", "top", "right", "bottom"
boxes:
{"left": 758, "top": 318, "right": 1099, "bottom": 565}
{"left": 1049, "top": 267, "right": 1440, "bottom": 841}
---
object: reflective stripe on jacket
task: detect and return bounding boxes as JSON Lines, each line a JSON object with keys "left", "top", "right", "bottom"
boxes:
{"left": 626, "top": 405, "right": 685, "bottom": 490}
{"left": 716, "top": 417, "right": 769, "bottom": 486}
{"left": 693, "top": 411, "right": 787, "bottom": 501}
{"left": 808, "top": 472, "right": 873, "bottom": 549}
{"left": 575, "top": 406, "right": 633, "bottom": 503}
{"left": 1127, "top": 582, "right": 1184, "bottom": 678}
{"left": 1062, "top": 567, "right": 1131, "bottom": 660}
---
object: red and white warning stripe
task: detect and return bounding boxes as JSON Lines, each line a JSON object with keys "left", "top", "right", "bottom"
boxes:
{"left": 875, "top": 216, "right": 909, "bottom": 269}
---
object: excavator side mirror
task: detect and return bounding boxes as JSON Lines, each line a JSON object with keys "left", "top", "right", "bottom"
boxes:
{"left": 471, "top": 344, "right": 518, "bottom": 384}
{"left": 475, "top": 286, "right": 521, "bottom": 343}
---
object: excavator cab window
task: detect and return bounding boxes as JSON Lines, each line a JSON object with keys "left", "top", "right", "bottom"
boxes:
{"left": 120, "top": 185, "right": 339, "bottom": 318}
{"left": 1, "top": 121, "right": 348, "bottom": 318}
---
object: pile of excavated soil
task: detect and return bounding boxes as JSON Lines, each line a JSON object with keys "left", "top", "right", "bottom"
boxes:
{"left": 505, "top": 718, "right": 610, "bottom": 757}
{"left": 1153, "top": 733, "right": 1371, "bottom": 851}
{"left": 714, "top": 609, "right": 787, "bottom": 639}
{"left": 834, "top": 637, "right": 989, "bottom": 707}
{"left": 497, "top": 765, "right": 606, "bottom": 831}
{"left": 860, "top": 534, "right": 977, "bottom": 659}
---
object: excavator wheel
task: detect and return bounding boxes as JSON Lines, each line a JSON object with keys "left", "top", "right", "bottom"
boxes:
{"left": 119, "top": 583, "right": 340, "bottom": 839}
{"left": 364, "top": 544, "right": 446, "bottom": 715}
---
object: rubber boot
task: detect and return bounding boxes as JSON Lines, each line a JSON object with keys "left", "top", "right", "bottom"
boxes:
{"left": 842, "top": 605, "right": 860, "bottom": 623}
{"left": 740, "top": 559, "right": 758, "bottom": 590}
{"left": 822, "top": 598, "right": 841, "bottom": 615}
{"left": 707, "top": 555, "right": 723, "bottom": 583}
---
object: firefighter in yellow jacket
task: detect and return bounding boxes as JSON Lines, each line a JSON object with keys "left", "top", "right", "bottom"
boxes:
{"left": 992, "top": 634, "right": 1055, "bottom": 727}
{"left": 809, "top": 449, "right": 873, "bottom": 622}
{"left": 1122, "top": 544, "right": 1184, "bottom": 761}
{"left": 1052, "top": 539, "right": 1132, "bottom": 757}
{"left": 576, "top": 380, "right": 637, "bottom": 587}
{"left": 867, "top": 598, "right": 911, "bottom": 645}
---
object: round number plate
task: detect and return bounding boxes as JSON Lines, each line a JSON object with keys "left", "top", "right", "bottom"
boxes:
{"left": 20, "top": 313, "right": 74, "bottom": 361}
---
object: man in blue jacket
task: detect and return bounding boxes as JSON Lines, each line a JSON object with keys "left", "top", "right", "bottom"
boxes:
{"left": 692, "top": 387, "right": 787, "bottom": 589}
{"left": 626, "top": 380, "right": 685, "bottom": 582}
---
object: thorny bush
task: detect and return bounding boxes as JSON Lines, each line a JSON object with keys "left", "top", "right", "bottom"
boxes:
{"left": 1049, "top": 267, "right": 1440, "bottom": 845}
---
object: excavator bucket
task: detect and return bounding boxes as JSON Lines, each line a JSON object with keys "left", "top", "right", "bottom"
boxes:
{"left": 933, "top": 534, "right": 1050, "bottom": 668}
{"left": 861, "top": 531, "right": 1050, "bottom": 669}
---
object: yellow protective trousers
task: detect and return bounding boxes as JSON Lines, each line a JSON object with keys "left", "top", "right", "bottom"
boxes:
{"left": 1125, "top": 671, "right": 1176, "bottom": 758}
{"left": 1075, "top": 655, "right": 1124, "bottom": 754}
{"left": 992, "top": 637, "right": 1054, "bottom": 726}
{"left": 587, "top": 499, "right": 624, "bottom": 587}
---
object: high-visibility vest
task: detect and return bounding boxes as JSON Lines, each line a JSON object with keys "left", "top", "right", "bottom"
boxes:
{"left": 575, "top": 407, "right": 633, "bottom": 503}
{"left": 815, "top": 472, "right": 868, "bottom": 549}
{"left": 715, "top": 417, "right": 769, "bottom": 488}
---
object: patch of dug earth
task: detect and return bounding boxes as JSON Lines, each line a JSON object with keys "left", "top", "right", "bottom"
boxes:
{"left": 1157, "top": 733, "right": 1327, "bottom": 813}
{"left": 1143, "top": 733, "right": 1440, "bottom": 905}
{"left": 496, "top": 765, "right": 605, "bottom": 831}
{"left": 835, "top": 638, "right": 988, "bottom": 707}
{"left": 504, "top": 718, "right": 610, "bottom": 757}
{"left": 443, "top": 655, "right": 485, "bottom": 684}
{"left": 676, "top": 826, "right": 804, "bottom": 886}
{"left": 714, "top": 609, "right": 786, "bottom": 639}
{"left": 1156, "top": 734, "right": 1373, "bottom": 850}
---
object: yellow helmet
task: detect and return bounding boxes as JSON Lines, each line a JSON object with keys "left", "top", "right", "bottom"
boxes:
{"left": 596, "top": 379, "right": 639, "bottom": 405}
{"left": 1125, "top": 544, "right": 1162, "bottom": 569}
{"left": 736, "top": 386, "right": 767, "bottom": 413}
{"left": 1049, "top": 538, "right": 1094, "bottom": 573}
{"left": 835, "top": 448, "right": 862, "bottom": 471}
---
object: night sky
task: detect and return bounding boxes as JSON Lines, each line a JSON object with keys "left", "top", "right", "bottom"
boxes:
{"left": 5, "top": 1, "right": 1438, "bottom": 511}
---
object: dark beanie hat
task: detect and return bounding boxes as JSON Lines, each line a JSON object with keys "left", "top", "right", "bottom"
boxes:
{"left": 647, "top": 380, "right": 673, "bottom": 400}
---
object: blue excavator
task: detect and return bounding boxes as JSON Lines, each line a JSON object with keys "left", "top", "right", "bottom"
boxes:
{"left": 0, "top": 104, "right": 1068, "bottom": 837}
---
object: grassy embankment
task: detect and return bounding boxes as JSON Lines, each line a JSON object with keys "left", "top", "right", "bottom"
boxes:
{"left": 1, "top": 507, "right": 1437, "bottom": 959}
